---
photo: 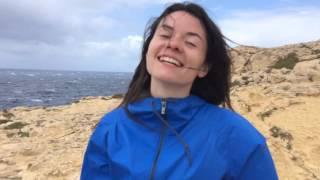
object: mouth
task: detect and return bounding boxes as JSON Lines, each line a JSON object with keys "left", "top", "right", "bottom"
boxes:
{"left": 157, "top": 55, "right": 183, "bottom": 67}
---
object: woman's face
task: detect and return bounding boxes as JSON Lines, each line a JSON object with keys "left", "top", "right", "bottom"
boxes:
{"left": 146, "top": 11, "right": 208, "bottom": 89}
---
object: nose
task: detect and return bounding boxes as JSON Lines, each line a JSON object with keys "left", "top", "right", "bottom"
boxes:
{"left": 167, "top": 35, "right": 182, "bottom": 52}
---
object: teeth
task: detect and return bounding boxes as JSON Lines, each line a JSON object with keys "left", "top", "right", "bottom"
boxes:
{"left": 159, "top": 56, "right": 182, "bottom": 67}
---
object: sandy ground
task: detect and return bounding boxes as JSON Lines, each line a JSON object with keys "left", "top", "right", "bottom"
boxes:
{"left": 232, "top": 86, "right": 320, "bottom": 180}
{"left": 0, "top": 97, "right": 121, "bottom": 180}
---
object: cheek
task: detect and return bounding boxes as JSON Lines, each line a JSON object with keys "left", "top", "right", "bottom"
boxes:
{"left": 146, "top": 39, "right": 159, "bottom": 73}
{"left": 147, "top": 39, "right": 158, "bottom": 56}
{"left": 189, "top": 51, "right": 206, "bottom": 68}
{"left": 196, "top": 48, "right": 207, "bottom": 66}
{"left": 146, "top": 49, "right": 155, "bottom": 75}
{"left": 146, "top": 56, "right": 152, "bottom": 74}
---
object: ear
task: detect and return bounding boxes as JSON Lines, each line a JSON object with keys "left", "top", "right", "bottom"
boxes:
{"left": 197, "top": 64, "right": 208, "bottom": 78}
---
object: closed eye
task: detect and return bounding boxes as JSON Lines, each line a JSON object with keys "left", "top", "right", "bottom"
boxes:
{"left": 186, "top": 41, "right": 197, "bottom": 48}
{"left": 159, "top": 34, "right": 171, "bottom": 39}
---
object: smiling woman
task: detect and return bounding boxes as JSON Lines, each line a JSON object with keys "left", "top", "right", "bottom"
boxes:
{"left": 80, "top": 2, "right": 278, "bottom": 180}
{"left": 146, "top": 11, "right": 208, "bottom": 97}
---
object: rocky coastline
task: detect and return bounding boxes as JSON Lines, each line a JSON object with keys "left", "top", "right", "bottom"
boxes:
{"left": 1, "top": 40, "right": 320, "bottom": 179}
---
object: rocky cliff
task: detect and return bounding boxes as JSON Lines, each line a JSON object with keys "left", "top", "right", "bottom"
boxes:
{"left": 230, "top": 40, "right": 320, "bottom": 179}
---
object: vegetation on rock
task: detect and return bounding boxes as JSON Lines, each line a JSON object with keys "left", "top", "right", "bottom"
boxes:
{"left": 272, "top": 52, "right": 299, "bottom": 69}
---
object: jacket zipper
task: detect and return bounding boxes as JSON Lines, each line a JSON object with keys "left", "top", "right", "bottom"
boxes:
{"left": 161, "top": 99, "right": 167, "bottom": 115}
{"left": 149, "top": 98, "right": 167, "bottom": 180}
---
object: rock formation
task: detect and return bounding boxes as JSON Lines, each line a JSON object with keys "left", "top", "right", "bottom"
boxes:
{"left": 230, "top": 40, "right": 320, "bottom": 179}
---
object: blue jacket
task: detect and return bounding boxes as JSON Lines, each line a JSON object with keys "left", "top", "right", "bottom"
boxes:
{"left": 81, "top": 95, "right": 278, "bottom": 179}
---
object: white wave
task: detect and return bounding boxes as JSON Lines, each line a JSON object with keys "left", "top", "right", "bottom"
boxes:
{"left": 44, "top": 88, "right": 56, "bottom": 92}
{"left": 26, "top": 73, "right": 35, "bottom": 77}
{"left": 13, "top": 90, "right": 23, "bottom": 94}
{"left": 31, "top": 99, "right": 43, "bottom": 102}
{"left": 67, "top": 80, "right": 79, "bottom": 83}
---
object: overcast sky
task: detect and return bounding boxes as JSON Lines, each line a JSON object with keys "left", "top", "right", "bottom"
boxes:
{"left": 1, "top": 0, "right": 320, "bottom": 72}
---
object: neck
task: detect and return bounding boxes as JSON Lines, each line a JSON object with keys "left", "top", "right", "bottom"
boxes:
{"left": 150, "top": 77, "right": 192, "bottom": 98}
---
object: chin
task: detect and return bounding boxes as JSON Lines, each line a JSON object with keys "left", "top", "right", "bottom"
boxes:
{"left": 152, "top": 74, "right": 192, "bottom": 87}
{"left": 152, "top": 73, "right": 176, "bottom": 82}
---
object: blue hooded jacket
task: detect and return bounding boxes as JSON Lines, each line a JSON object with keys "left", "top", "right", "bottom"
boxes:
{"left": 81, "top": 95, "right": 278, "bottom": 179}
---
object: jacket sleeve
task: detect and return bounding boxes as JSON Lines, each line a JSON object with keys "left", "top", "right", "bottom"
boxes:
{"left": 80, "top": 119, "right": 112, "bottom": 180}
{"left": 237, "top": 141, "right": 278, "bottom": 180}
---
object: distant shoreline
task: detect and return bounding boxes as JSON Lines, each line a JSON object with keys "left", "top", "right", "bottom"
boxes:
{"left": 0, "top": 69, "right": 131, "bottom": 110}
{"left": 0, "top": 94, "right": 124, "bottom": 111}
{"left": 0, "top": 67, "right": 134, "bottom": 74}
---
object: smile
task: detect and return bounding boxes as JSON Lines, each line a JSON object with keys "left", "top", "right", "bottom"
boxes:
{"left": 158, "top": 56, "right": 183, "bottom": 67}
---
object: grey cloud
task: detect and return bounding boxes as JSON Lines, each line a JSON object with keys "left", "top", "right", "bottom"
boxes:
{"left": 0, "top": 0, "right": 167, "bottom": 72}
{"left": 0, "top": 2, "right": 68, "bottom": 44}
{"left": 0, "top": 1, "right": 119, "bottom": 45}
{"left": 0, "top": 0, "right": 182, "bottom": 44}
{"left": 0, "top": 35, "right": 142, "bottom": 72}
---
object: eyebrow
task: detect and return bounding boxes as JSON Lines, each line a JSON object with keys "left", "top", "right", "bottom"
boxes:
{"left": 160, "top": 23, "right": 203, "bottom": 41}
{"left": 160, "top": 24, "right": 173, "bottom": 32}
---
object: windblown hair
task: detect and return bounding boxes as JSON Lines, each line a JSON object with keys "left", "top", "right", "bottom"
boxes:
{"left": 120, "top": 2, "right": 233, "bottom": 109}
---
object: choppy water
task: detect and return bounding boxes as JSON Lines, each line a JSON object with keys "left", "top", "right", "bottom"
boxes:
{"left": 0, "top": 69, "right": 132, "bottom": 110}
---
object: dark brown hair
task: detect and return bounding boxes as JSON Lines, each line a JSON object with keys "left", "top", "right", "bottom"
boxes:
{"left": 120, "top": 2, "right": 232, "bottom": 109}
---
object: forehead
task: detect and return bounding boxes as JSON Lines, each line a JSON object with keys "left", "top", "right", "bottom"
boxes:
{"left": 159, "top": 11, "right": 206, "bottom": 35}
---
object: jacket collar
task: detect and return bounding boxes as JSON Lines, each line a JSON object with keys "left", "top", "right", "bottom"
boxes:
{"left": 127, "top": 95, "right": 206, "bottom": 130}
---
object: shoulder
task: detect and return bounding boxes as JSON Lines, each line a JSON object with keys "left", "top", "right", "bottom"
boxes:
{"left": 201, "top": 103, "right": 265, "bottom": 143}
{"left": 201, "top": 104, "right": 270, "bottom": 177}
{"left": 99, "top": 106, "right": 127, "bottom": 124}
{"left": 93, "top": 107, "right": 126, "bottom": 134}
{"left": 215, "top": 107, "right": 266, "bottom": 157}
{"left": 223, "top": 107, "right": 264, "bottom": 142}
{"left": 210, "top": 108, "right": 278, "bottom": 179}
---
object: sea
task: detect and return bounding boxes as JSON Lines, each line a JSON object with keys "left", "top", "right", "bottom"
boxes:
{"left": 0, "top": 69, "right": 133, "bottom": 110}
